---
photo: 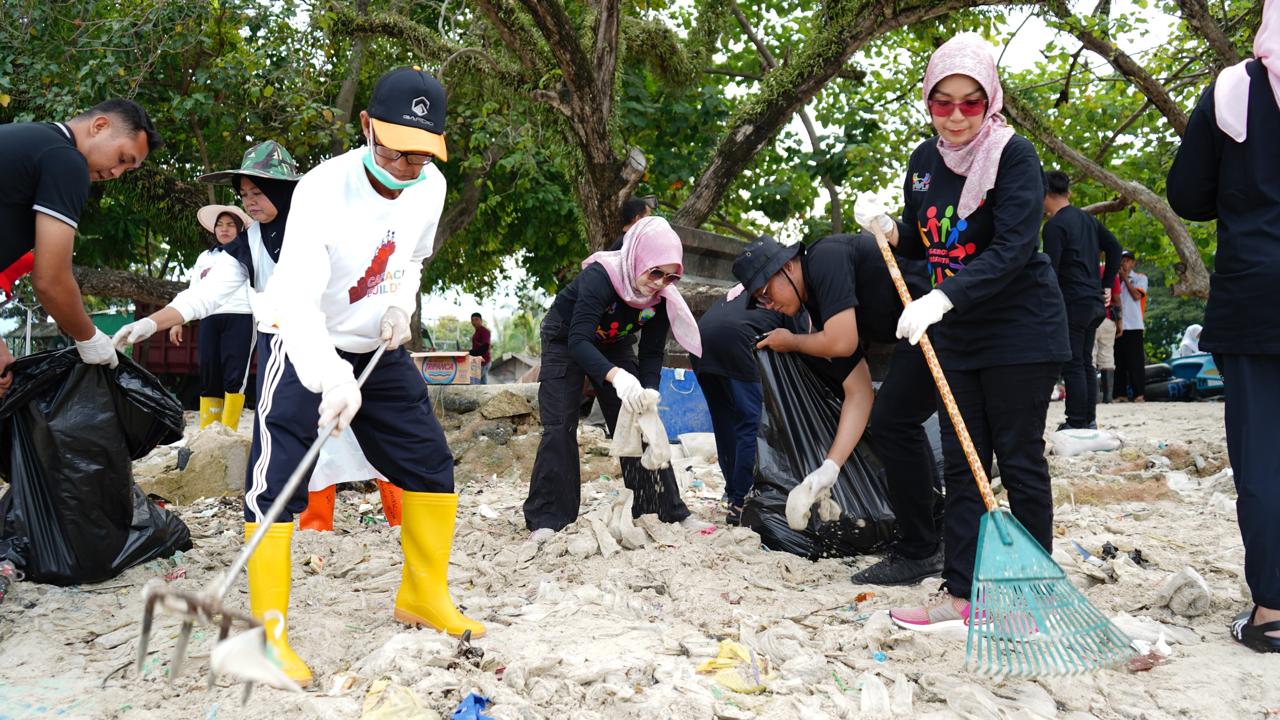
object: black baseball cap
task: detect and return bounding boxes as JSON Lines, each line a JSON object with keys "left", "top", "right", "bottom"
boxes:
{"left": 732, "top": 235, "right": 803, "bottom": 308}
{"left": 1121, "top": 249, "right": 1136, "bottom": 259}
{"left": 368, "top": 67, "right": 448, "bottom": 161}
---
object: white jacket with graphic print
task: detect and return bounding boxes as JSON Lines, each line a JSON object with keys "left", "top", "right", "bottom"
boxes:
{"left": 263, "top": 148, "right": 444, "bottom": 393}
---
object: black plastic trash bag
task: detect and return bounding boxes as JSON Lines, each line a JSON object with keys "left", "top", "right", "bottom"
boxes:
{"left": 0, "top": 349, "right": 191, "bottom": 586}
{"left": 742, "top": 348, "right": 898, "bottom": 559}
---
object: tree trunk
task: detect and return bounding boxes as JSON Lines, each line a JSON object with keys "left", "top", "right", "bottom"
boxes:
{"left": 1004, "top": 94, "right": 1210, "bottom": 297}
{"left": 73, "top": 266, "right": 187, "bottom": 305}
{"left": 332, "top": 0, "right": 371, "bottom": 156}
{"left": 1176, "top": 0, "right": 1240, "bottom": 71}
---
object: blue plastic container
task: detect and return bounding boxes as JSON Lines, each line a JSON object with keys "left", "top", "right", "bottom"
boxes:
{"left": 657, "top": 367, "right": 713, "bottom": 441}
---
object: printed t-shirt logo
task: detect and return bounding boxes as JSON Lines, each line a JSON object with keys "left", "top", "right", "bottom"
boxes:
{"left": 912, "top": 172, "right": 932, "bottom": 192}
{"left": 348, "top": 232, "right": 403, "bottom": 303}
{"left": 917, "top": 201, "right": 984, "bottom": 284}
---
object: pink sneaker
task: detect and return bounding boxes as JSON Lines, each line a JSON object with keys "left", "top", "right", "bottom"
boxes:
{"left": 890, "top": 591, "right": 973, "bottom": 632}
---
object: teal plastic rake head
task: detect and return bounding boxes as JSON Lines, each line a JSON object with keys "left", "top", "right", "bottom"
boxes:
{"left": 966, "top": 511, "right": 1135, "bottom": 677}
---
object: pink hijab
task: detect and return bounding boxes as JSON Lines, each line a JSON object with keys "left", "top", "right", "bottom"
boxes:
{"left": 1214, "top": 0, "right": 1279, "bottom": 143}
{"left": 923, "top": 34, "right": 1016, "bottom": 220}
{"left": 581, "top": 216, "right": 702, "bottom": 357}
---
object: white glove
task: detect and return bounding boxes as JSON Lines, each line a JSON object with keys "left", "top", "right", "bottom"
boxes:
{"left": 896, "top": 289, "right": 954, "bottom": 345}
{"left": 318, "top": 379, "right": 361, "bottom": 437}
{"left": 854, "top": 193, "right": 896, "bottom": 238}
{"left": 786, "top": 459, "right": 842, "bottom": 530}
{"left": 76, "top": 329, "right": 120, "bottom": 368}
{"left": 610, "top": 368, "right": 645, "bottom": 413}
{"left": 112, "top": 317, "right": 158, "bottom": 350}
{"left": 380, "top": 307, "right": 411, "bottom": 349}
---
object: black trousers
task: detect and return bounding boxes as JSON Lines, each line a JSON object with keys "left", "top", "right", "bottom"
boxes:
{"left": 1063, "top": 302, "right": 1104, "bottom": 427}
{"left": 697, "top": 372, "right": 763, "bottom": 506}
{"left": 1218, "top": 354, "right": 1280, "bottom": 609}
{"left": 938, "top": 362, "right": 1060, "bottom": 598}
{"left": 1113, "top": 329, "right": 1146, "bottom": 400}
{"left": 199, "top": 313, "right": 255, "bottom": 396}
{"left": 524, "top": 340, "right": 691, "bottom": 531}
{"left": 868, "top": 341, "right": 941, "bottom": 559}
{"left": 244, "top": 334, "right": 453, "bottom": 522}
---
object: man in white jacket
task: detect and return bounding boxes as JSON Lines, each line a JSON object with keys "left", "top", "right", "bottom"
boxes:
{"left": 248, "top": 67, "right": 482, "bottom": 686}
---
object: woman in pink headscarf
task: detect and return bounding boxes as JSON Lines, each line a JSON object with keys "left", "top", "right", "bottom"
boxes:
{"left": 1167, "top": 0, "right": 1280, "bottom": 653}
{"left": 522, "top": 216, "right": 709, "bottom": 543}
{"left": 855, "top": 34, "right": 1068, "bottom": 630}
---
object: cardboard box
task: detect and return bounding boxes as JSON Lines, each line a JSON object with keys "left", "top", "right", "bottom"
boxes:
{"left": 411, "top": 352, "right": 483, "bottom": 385}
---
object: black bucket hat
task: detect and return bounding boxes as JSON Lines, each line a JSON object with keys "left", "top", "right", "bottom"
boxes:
{"left": 732, "top": 235, "right": 803, "bottom": 307}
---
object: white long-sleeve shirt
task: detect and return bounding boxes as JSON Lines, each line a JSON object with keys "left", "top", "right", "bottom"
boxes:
{"left": 169, "top": 222, "right": 281, "bottom": 333}
{"left": 263, "top": 148, "right": 444, "bottom": 392}
{"left": 185, "top": 248, "right": 252, "bottom": 315}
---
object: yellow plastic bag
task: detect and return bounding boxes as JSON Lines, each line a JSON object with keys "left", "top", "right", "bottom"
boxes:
{"left": 359, "top": 678, "right": 441, "bottom": 720}
{"left": 695, "top": 640, "right": 773, "bottom": 694}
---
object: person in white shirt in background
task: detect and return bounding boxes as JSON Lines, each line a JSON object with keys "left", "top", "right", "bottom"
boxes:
{"left": 1112, "top": 249, "right": 1149, "bottom": 402}
{"left": 174, "top": 204, "right": 254, "bottom": 429}
{"left": 250, "top": 67, "right": 482, "bottom": 686}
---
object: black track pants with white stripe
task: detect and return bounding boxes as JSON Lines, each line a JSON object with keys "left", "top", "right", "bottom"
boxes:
{"left": 244, "top": 333, "right": 453, "bottom": 523}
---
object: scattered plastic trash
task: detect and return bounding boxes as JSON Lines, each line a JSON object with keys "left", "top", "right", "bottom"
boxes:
{"left": 1049, "top": 428, "right": 1123, "bottom": 457}
{"left": 209, "top": 625, "right": 303, "bottom": 693}
{"left": 0, "top": 559, "right": 21, "bottom": 604}
{"left": 1100, "top": 541, "right": 1150, "bottom": 568}
{"left": 871, "top": 651, "right": 887, "bottom": 663}
{"left": 696, "top": 640, "right": 773, "bottom": 694}
{"left": 1071, "top": 540, "right": 1106, "bottom": 568}
{"left": 1154, "top": 567, "right": 1212, "bottom": 617}
{"left": 476, "top": 504, "right": 500, "bottom": 519}
{"left": 359, "top": 678, "right": 439, "bottom": 719}
{"left": 450, "top": 692, "right": 495, "bottom": 720}
{"left": 854, "top": 591, "right": 876, "bottom": 603}
{"left": 699, "top": 525, "right": 718, "bottom": 536}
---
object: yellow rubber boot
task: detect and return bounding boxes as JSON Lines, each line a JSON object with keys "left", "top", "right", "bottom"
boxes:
{"left": 198, "top": 397, "right": 224, "bottom": 429}
{"left": 297, "top": 487, "right": 336, "bottom": 532}
{"left": 394, "top": 492, "right": 485, "bottom": 638}
{"left": 244, "top": 522, "right": 313, "bottom": 687}
{"left": 378, "top": 481, "right": 403, "bottom": 528}
{"left": 221, "top": 392, "right": 246, "bottom": 431}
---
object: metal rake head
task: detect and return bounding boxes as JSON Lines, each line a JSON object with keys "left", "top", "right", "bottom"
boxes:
{"left": 136, "top": 579, "right": 261, "bottom": 689}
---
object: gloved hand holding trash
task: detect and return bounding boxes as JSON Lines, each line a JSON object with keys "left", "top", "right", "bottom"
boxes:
{"left": 785, "top": 459, "right": 843, "bottom": 530}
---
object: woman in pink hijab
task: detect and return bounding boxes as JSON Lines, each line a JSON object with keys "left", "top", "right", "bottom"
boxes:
{"left": 855, "top": 34, "right": 1069, "bottom": 631}
{"left": 1167, "top": 0, "right": 1280, "bottom": 653}
{"left": 522, "top": 216, "right": 709, "bottom": 542}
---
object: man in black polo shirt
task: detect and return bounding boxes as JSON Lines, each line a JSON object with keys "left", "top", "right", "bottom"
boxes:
{"left": 734, "top": 234, "right": 944, "bottom": 584}
{"left": 1042, "top": 171, "right": 1122, "bottom": 429}
{"left": 0, "top": 98, "right": 162, "bottom": 381}
{"left": 691, "top": 290, "right": 785, "bottom": 525}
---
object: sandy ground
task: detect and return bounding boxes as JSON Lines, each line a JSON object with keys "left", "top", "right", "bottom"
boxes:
{"left": 1, "top": 398, "right": 1278, "bottom": 720}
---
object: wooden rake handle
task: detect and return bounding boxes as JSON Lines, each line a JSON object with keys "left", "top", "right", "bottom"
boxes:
{"left": 870, "top": 227, "right": 998, "bottom": 512}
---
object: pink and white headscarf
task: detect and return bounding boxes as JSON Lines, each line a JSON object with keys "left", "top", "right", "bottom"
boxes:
{"left": 923, "top": 33, "right": 1017, "bottom": 220}
{"left": 581, "top": 216, "right": 702, "bottom": 357}
{"left": 1214, "top": 0, "right": 1279, "bottom": 143}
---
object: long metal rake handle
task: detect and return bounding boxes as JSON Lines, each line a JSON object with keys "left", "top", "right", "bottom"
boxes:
{"left": 213, "top": 342, "right": 387, "bottom": 599}
{"left": 869, "top": 226, "right": 1000, "bottom": 513}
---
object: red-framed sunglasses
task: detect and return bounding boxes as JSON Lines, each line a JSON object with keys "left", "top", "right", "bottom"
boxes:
{"left": 644, "top": 267, "right": 682, "bottom": 285}
{"left": 927, "top": 98, "right": 988, "bottom": 118}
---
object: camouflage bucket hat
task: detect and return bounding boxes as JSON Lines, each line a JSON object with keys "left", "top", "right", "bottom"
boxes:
{"left": 197, "top": 140, "right": 302, "bottom": 185}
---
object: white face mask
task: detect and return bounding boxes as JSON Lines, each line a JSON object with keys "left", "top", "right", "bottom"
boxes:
{"left": 363, "top": 132, "right": 427, "bottom": 190}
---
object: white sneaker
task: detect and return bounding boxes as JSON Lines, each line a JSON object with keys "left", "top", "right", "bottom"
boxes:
{"left": 678, "top": 516, "right": 714, "bottom": 532}
{"left": 527, "top": 528, "right": 556, "bottom": 544}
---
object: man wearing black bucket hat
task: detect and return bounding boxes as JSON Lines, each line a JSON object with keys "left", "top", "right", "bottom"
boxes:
{"left": 733, "top": 233, "right": 944, "bottom": 584}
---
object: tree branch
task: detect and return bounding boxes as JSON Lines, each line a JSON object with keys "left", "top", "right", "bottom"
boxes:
{"left": 1003, "top": 93, "right": 1208, "bottom": 297}
{"left": 674, "top": 0, "right": 1040, "bottom": 230}
{"left": 516, "top": 0, "right": 598, "bottom": 105}
{"left": 1044, "top": 0, "right": 1188, "bottom": 134}
{"left": 1082, "top": 197, "right": 1131, "bottom": 214}
{"left": 728, "top": 0, "right": 842, "bottom": 232}
{"left": 1176, "top": 0, "right": 1240, "bottom": 71}
{"left": 470, "top": 0, "right": 547, "bottom": 75}
{"left": 592, "top": 1, "right": 623, "bottom": 108}
{"left": 73, "top": 266, "right": 187, "bottom": 305}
